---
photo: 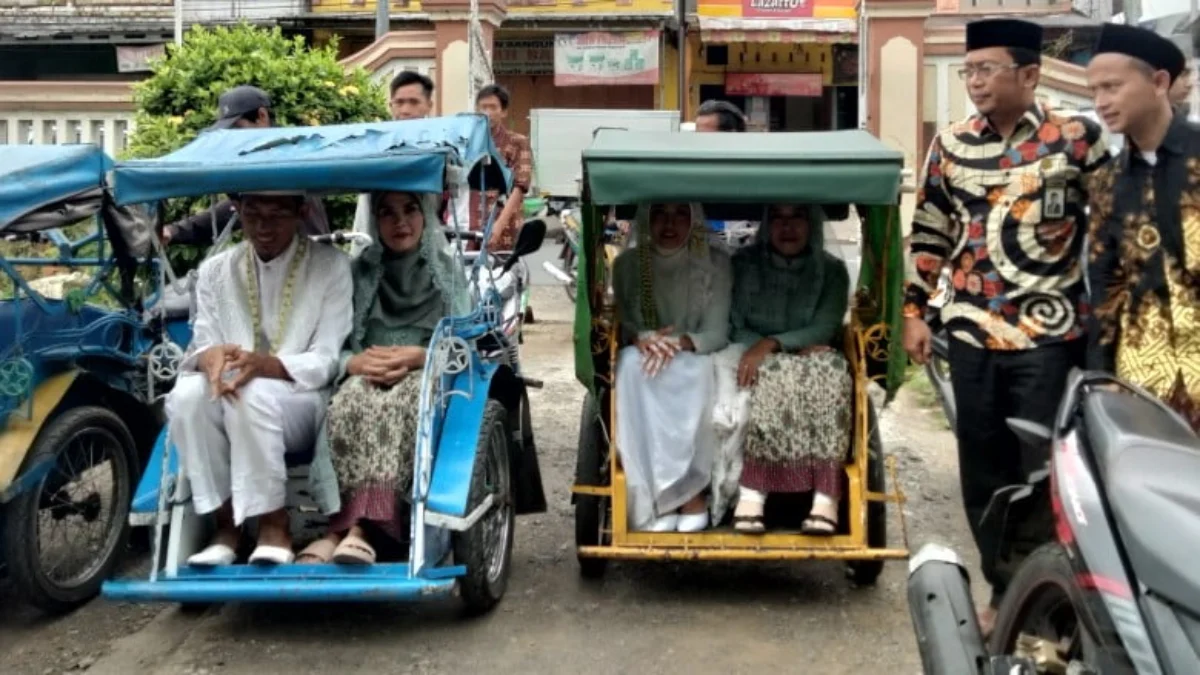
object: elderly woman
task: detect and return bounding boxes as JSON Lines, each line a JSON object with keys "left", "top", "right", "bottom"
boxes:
{"left": 298, "top": 191, "right": 469, "bottom": 564}
{"left": 612, "top": 203, "right": 732, "bottom": 533}
{"left": 729, "top": 204, "right": 852, "bottom": 535}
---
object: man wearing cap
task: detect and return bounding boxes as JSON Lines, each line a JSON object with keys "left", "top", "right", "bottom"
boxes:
{"left": 162, "top": 86, "right": 330, "bottom": 246}
{"left": 169, "top": 193, "right": 353, "bottom": 566}
{"left": 1085, "top": 24, "right": 1200, "bottom": 432}
{"left": 902, "top": 18, "right": 1112, "bottom": 633}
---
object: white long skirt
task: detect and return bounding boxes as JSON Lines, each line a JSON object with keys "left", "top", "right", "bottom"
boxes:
{"left": 615, "top": 345, "right": 716, "bottom": 531}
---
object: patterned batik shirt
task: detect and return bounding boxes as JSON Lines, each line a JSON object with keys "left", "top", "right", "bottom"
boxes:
{"left": 1086, "top": 114, "right": 1200, "bottom": 432}
{"left": 468, "top": 122, "right": 534, "bottom": 251}
{"left": 904, "top": 104, "right": 1111, "bottom": 350}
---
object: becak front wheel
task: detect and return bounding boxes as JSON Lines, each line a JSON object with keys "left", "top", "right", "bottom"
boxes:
{"left": 2, "top": 405, "right": 137, "bottom": 614}
{"left": 453, "top": 399, "right": 515, "bottom": 615}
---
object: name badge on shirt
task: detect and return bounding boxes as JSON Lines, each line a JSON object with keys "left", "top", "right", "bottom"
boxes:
{"left": 1042, "top": 174, "right": 1067, "bottom": 219}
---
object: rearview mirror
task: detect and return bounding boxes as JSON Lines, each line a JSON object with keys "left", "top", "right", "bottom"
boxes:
{"left": 502, "top": 218, "right": 547, "bottom": 274}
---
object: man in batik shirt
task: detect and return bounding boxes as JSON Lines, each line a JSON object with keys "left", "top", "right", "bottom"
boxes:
{"left": 1085, "top": 24, "right": 1200, "bottom": 432}
{"left": 901, "top": 18, "right": 1111, "bottom": 634}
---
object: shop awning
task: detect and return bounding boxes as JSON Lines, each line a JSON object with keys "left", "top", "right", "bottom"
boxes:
{"left": 697, "top": 16, "right": 857, "bottom": 43}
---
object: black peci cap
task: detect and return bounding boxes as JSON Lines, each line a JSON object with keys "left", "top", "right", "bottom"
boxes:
{"left": 1093, "top": 23, "right": 1187, "bottom": 82}
{"left": 965, "top": 18, "right": 1044, "bottom": 53}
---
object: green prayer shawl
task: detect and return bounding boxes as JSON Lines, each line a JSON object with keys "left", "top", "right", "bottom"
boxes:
{"left": 730, "top": 205, "right": 850, "bottom": 351}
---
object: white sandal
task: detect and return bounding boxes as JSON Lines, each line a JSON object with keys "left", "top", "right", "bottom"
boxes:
{"left": 187, "top": 543, "right": 237, "bottom": 567}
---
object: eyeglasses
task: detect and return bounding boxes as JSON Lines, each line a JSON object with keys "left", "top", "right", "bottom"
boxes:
{"left": 956, "top": 63, "right": 1021, "bottom": 80}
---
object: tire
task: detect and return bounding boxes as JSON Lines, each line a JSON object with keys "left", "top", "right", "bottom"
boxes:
{"left": 989, "top": 543, "right": 1130, "bottom": 670}
{"left": 453, "top": 399, "right": 515, "bottom": 615}
{"left": 573, "top": 392, "right": 609, "bottom": 579}
{"left": 562, "top": 246, "right": 578, "bottom": 304}
{"left": 926, "top": 330, "right": 956, "bottom": 431}
{"left": 2, "top": 405, "right": 137, "bottom": 614}
{"left": 847, "top": 402, "right": 887, "bottom": 587}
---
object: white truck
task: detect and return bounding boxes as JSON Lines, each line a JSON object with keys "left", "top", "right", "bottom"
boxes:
{"left": 529, "top": 108, "right": 681, "bottom": 198}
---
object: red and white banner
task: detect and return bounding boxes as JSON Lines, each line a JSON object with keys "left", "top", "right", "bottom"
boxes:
{"left": 725, "top": 72, "right": 824, "bottom": 97}
{"left": 554, "top": 31, "right": 660, "bottom": 86}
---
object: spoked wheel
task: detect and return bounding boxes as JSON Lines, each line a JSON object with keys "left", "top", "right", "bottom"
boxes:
{"left": 453, "top": 399, "right": 515, "bottom": 615}
{"left": 989, "top": 543, "right": 1125, "bottom": 673}
{"left": 2, "top": 406, "right": 137, "bottom": 614}
{"left": 846, "top": 402, "right": 886, "bottom": 586}
{"left": 574, "top": 392, "right": 609, "bottom": 579}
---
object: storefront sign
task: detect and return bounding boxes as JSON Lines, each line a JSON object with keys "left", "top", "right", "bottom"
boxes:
{"left": 554, "top": 31, "right": 660, "bottom": 86}
{"left": 697, "top": 0, "right": 856, "bottom": 20}
{"left": 116, "top": 44, "right": 166, "bottom": 73}
{"left": 494, "top": 38, "right": 554, "bottom": 76}
{"left": 725, "top": 72, "right": 824, "bottom": 97}
{"left": 743, "top": 0, "right": 813, "bottom": 18}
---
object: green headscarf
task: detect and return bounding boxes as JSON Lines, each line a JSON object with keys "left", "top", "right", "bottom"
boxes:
{"left": 749, "top": 204, "right": 829, "bottom": 326}
{"left": 347, "top": 191, "right": 470, "bottom": 350}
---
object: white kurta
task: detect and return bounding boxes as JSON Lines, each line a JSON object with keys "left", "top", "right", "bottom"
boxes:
{"left": 168, "top": 237, "right": 353, "bottom": 525}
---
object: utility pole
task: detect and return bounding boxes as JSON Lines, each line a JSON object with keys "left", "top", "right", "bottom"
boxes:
{"left": 676, "top": 0, "right": 687, "bottom": 120}
{"left": 376, "top": 0, "right": 389, "bottom": 39}
{"left": 174, "top": 0, "right": 183, "bottom": 46}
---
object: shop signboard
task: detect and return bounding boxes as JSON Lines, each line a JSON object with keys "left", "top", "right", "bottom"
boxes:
{"left": 725, "top": 72, "right": 824, "bottom": 97}
{"left": 697, "top": 0, "right": 856, "bottom": 19}
{"left": 116, "top": 44, "right": 166, "bottom": 73}
{"left": 494, "top": 38, "right": 555, "bottom": 76}
{"left": 553, "top": 31, "right": 660, "bottom": 86}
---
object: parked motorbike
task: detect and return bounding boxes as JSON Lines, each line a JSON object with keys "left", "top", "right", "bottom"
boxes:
{"left": 541, "top": 206, "right": 627, "bottom": 304}
{"left": 444, "top": 218, "right": 546, "bottom": 347}
{"left": 923, "top": 266, "right": 956, "bottom": 431}
{"left": 908, "top": 369, "right": 1200, "bottom": 674}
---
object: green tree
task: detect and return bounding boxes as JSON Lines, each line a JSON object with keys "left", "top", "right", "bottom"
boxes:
{"left": 126, "top": 23, "right": 388, "bottom": 267}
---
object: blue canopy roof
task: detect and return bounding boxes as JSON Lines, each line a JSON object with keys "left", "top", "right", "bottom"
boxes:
{"left": 0, "top": 145, "right": 113, "bottom": 230}
{"left": 112, "top": 114, "right": 511, "bottom": 206}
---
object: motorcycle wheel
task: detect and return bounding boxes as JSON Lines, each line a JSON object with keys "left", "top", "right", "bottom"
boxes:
{"left": 989, "top": 543, "right": 1132, "bottom": 672}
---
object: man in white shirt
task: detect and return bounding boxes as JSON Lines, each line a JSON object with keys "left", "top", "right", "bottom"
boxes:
{"left": 169, "top": 193, "right": 353, "bottom": 566}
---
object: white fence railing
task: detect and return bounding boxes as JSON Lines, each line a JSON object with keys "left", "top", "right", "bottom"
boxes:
{"left": 0, "top": 114, "right": 135, "bottom": 157}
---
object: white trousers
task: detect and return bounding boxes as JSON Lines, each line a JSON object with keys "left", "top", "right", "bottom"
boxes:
{"left": 166, "top": 373, "right": 322, "bottom": 526}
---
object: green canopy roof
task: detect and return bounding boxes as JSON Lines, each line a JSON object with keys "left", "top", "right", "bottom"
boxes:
{"left": 583, "top": 129, "right": 905, "bottom": 206}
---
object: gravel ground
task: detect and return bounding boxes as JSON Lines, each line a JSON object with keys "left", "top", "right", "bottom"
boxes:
{"left": 2, "top": 287, "right": 982, "bottom": 675}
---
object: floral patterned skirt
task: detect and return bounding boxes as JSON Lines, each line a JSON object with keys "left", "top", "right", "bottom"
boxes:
{"left": 740, "top": 349, "right": 852, "bottom": 498}
{"left": 326, "top": 374, "right": 421, "bottom": 541}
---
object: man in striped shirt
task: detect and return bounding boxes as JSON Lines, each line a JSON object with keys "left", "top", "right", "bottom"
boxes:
{"left": 901, "top": 18, "right": 1112, "bottom": 636}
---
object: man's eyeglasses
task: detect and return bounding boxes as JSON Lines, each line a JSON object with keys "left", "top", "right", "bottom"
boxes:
{"left": 957, "top": 63, "right": 1021, "bottom": 80}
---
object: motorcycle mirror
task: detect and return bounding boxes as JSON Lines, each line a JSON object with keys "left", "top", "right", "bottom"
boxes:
{"left": 502, "top": 218, "right": 548, "bottom": 274}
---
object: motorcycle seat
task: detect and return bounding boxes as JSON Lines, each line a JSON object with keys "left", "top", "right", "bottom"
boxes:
{"left": 1082, "top": 391, "right": 1200, "bottom": 615}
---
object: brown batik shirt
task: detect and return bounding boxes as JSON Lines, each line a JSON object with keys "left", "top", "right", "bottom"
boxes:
{"left": 468, "top": 122, "right": 533, "bottom": 251}
{"left": 904, "top": 104, "right": 1111, "bottom": 350}
{"left": 1086, "top": 113, "right": 1200, "bottom": 431}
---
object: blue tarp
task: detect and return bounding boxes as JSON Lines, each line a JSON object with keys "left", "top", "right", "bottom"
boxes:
{"left": 112, "top": 114, "right": 511, "bottom": 206}
{"left": 0, "top": 145, "right": 112, "bottom": 230}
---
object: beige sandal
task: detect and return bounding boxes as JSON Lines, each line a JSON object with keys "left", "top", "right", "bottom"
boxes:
{"left": 733, "top": 499, "right": 765, "bottom": 533}
{"left": 332, "top": 533, "right": 376, "bottom": 565}
{"left": 296, "top": 538, "right": 338, "bottom": 564}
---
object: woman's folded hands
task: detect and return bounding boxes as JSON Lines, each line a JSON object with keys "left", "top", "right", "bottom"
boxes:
{"left": 347, "top": 345, "right": 427, "bottom": 387}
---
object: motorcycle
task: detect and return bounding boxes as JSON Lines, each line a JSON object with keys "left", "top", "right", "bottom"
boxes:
{"left": 907, "top": 369, "right": 1200, "bottom": 674}
{"left": 541, "top": 206, "right": 627, "bottom": 304}
{"left": 443, "top": 218, "right": 546, "bottom": 347}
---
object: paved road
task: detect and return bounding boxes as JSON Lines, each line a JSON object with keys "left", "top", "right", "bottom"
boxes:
{"left": 2, "top": 288, "right": 976, "bottom": 675}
